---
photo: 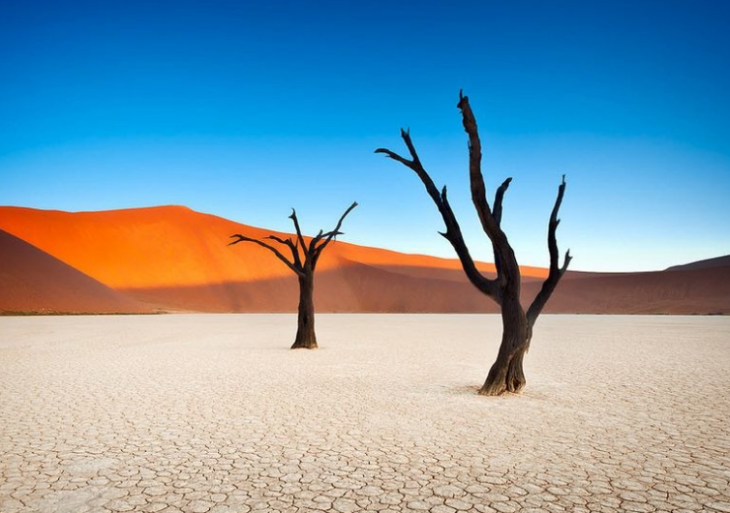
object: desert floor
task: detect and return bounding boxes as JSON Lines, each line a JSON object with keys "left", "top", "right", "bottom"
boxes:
{"left": 0, "top": 314, "right": 728, "bottom": 513}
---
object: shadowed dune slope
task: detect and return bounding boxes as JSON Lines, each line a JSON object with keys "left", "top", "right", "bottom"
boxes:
{"left": 124, "top": 262, "right": 730, "bottom": 315}
{"left": 125, "top": 262, "right": 500, "bottom": 314}
{"left": 0, "top": 229, "right": 155, "bottom": 314}
{"left": 0, "top": 205, "right": 728, "bottom": 314}
{"left": 529, "top": 266, "right": 730, "bottom": 315}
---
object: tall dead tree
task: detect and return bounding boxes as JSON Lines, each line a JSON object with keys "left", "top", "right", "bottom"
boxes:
{"left": 229, "top": 202, "right": 357, "bottom": 349}
{"left": 376, "top": 92, "right": 571, "bottom": 395}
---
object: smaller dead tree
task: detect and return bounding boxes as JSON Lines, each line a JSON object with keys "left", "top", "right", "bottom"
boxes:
{"left": 229, "top": 202, "right": 357, "bottom": 349}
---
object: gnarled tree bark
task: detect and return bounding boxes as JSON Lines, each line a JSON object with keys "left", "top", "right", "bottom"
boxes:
{"left": 376, "top": 92, "right": 571, "bottom": 395}
{"left": 229, "top": 202, "right": 357, "bottom": 349}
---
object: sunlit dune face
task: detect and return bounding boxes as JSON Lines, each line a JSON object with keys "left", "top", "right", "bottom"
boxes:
{"left": 0, "top": 205, "right": 547, "bottom": 290}
{"left": 0, "top": 207, "right": 295, "bottom": 288}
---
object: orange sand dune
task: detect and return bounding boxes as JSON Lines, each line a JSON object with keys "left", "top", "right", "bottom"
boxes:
{"left": 0, "top": 205, "right": 295, "bottom": 289}
{"left": 0, "top": 205, "right": 544, "bottom": 291}
{"left": 0, "top": 229, "right": 154, "bottom": 314}
{"left": 1, "top": 205, "right": 727, "bottom": 315}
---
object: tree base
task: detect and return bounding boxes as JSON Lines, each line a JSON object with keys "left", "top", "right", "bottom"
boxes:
{"left": 478, "top": 350, "right": 526, "bottom": 396}
{"left": 477, "top": 381, "right": 525, "bottom": 396}
{"left": 478, "top": 380, "right": 526, "bottom": 396}
{"left": 290, "top": 331, "right": 318, "bottom": 350}
{"left": 290, "top": 341, "right": 318, "bottom": 350}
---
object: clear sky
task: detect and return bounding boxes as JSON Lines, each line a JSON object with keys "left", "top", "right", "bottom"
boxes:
{"left": 1, "top": 0, "right": 729, "bottom": 272}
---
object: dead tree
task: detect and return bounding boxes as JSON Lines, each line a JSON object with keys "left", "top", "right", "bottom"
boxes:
{"left": 376, "top": 92, "right": 571, "bottom": 395}
{"left": 229, "top": 202, "right": 357, "bottom": 349}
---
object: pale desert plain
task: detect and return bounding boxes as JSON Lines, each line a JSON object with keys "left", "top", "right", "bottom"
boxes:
{"left": 1, "top": 314, "right": 729, "bottom": 513}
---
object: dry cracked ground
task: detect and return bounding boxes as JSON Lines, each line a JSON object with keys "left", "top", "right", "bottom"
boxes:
{"left": 0, "top": 314, "right": 728, "bottom": 513}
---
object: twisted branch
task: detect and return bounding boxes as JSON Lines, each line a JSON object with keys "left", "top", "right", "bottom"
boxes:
{"left": 526, "top": 175, "right": 572, "bottom": 324}
{"left": 457, "top": 92, "right": 519, "bottom": 285}
{"left": 289, "top": 209, "right": 307, "bottom": 252}
{"left": 492, "top": 177, "right": 512, "bottom": 277}
{"left": 265, "top": 235, "right": 302, "bottom": 267}
{"left": 313, "top": 201, "right": 358, "bottom": 263}
{"left": 376, "top": 131, "right": 499, "bottom": 300}
{"left": 229, "top": 235, "right": 304, "bottom": 277}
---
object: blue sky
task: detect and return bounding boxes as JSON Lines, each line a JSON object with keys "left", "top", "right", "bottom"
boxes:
{"left": 1, "top": 0, "right": 729, "bottom": 271}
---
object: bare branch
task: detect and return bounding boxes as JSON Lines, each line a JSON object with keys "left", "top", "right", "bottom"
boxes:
{"left": 307, "top": 229, "right": 325, "bottom": 257}
{"left": 440, "top": 186, "right": 502, "bottom": 301}
{"left": 229, "top": 234, "right": 304, "bottom": 277}
{"left": 457, "top": 94, "right": 519, "bottom": 284}
{"left": 561, "top": 249, "right": 573, "bottom": 274}
{"left": 378, "top": 130, "right": 445, "bottom": 213}
{"left": 457, "top": 93, "right": 491, "bottom": 222}
{"left": 491, "top": 177, "right": 512, "bottom": 278}
{"left": 526, "top": 175, "right": 572, "bottom": 324}
{"left": 400, "top": 128, "right": 422, "bottom": 164}
{"left": 374, "top": 148, "right": 415, "bottom": 170}
{"left": 312, "top": 202, "right": 358, "bottom": 263}
{"left": 265, "top": 235, "right": 302, "bottom": 267}
{"left": 493, "top": 177, "right": 512, "bottom": 227}
{"left": 265, "top": 235, "right": 289, "bottom": 245}
{"left": 288, "top": 209, "right": 307, "bottom": 251}
{"left": 377, "top": 130, "right": 499, "bottom": 301}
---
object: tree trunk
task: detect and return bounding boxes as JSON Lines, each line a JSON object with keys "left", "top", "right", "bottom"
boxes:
{"left": 291, "top": 273, "right": 317, "bottom": 349}
{"left": 479, "top": 299, "right": 532, "bottom": 395}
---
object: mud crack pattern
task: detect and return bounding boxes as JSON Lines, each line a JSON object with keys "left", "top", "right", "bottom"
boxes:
{"left": 1, "top": 314, "right": 728, "bottom": 512}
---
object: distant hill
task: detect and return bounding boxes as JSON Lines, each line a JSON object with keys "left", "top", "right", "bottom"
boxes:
{"left": 0, "top": 205, "right": 728, "bottom": 315}
{"left": 666, "top": 255, "right": 730, "bottom": 272}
